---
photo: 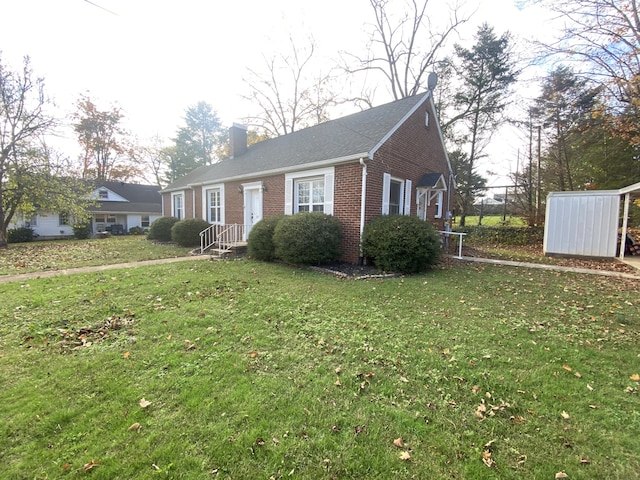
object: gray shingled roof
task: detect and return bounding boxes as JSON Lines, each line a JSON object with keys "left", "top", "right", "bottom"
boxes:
{"left": 163, "top": 93, "right": 429, "bottom": 191}
{"left": 417, "top": 173, "right": 445, "bottom": 188}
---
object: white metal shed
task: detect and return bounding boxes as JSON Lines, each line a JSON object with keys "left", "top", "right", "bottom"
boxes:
{"left": 544, "top": 181, "right": 640, "bottom": 259}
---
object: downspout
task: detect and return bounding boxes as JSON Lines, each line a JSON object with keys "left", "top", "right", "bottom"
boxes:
{"left": 192, "top": 189, "right": 196, "bottom": 219}
{"left": 359, "top": 157, "right": 369, "bottom": 265}
{"left": 447, "top": 172, "right": 454, "bottom": 219}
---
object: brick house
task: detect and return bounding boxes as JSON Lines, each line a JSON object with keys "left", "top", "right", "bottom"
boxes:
{"left": 161, "top": 91, "right": 455, "bottom": 264}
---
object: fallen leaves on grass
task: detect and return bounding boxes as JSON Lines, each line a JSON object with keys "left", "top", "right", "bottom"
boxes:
{"left": 354, "top": 425, "right": 366, "bottom": 435}
{"left": 393, "top": 437, "right": 404, "bottom": 448}
{"left": 128, "top": 422, "right": 141, "bottom": 431}
{"left": 630, "top": 373, "right": 640, "bottom": 381}
{"left": 561, "top": 411, "right": 570, "bottom": 420}
{"left": 139, "top": 398, "right": 152, "bottom": 409}
{"left": 399, "top": 451, "right": 411, "bottom": 461}
{"left": 57, "top": 313, "right": 135, "bottom": 351}
{"left": 83, "top": 460, "right": 99, "bottom": 471}
{"left": 482, "top": 450, "right": 495, "bottom": 468}
{"left": 555, "top": 472, "right": 569, "bottom": 479}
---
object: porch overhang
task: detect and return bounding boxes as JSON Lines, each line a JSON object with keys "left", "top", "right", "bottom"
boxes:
{"left": 416, "top": 172, "right": 447, "bottom": 205}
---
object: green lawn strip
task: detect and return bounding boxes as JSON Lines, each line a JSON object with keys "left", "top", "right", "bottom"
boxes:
{"left": 0, "top": 236, "right": 193, "bottom": 275}
{"left": 460, "top": 215, "right": 526, "bottom": 227}
{"left": 0, "top": 260, "right": 638, "bottom": 479}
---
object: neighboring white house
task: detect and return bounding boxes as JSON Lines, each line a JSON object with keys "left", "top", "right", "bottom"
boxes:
{"left": 10, "top": 181, "right": 162, "bottom": 238}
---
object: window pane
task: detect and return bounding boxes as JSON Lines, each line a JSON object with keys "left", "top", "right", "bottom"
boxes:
{"left": 312, "top": 180, "right": 324, "bottom": 203}
{"left": 389, "top": 181, "right": 401, "bottom": 215}
{"left": 298, "top": 183, "right": 310, "bottom": 203}
{"left": 208, "top": 189, "right": 221, "bottom": 223}
{"left": 296, "top": 178, "right": 324, "bottom": 213}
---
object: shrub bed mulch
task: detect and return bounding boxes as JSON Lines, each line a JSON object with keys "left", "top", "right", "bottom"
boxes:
{"left": 319, "top": 244, "right": 640, "bottom": 278}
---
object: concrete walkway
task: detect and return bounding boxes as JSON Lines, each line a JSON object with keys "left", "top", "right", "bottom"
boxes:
{"left": 451, "top": 255, "right": 640, "bottom": 280}
{"left": 1, "top": 253, "right": 639, "bottom": 285}
{"left": 0, "top": 255, "right": 211, "bottom": 285}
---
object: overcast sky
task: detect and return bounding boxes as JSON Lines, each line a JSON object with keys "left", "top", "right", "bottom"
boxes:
{"left": 1, "top": 0, "right": 554, "bottom": 186}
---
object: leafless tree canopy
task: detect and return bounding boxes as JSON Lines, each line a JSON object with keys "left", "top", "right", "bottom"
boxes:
{"left": 242, "top": 37, "right": 340, "bottom": 137}
{"left": 345, "top": 0, "right": 472, "bottom": 100}
{"left": 536, "top": 0, "right": 639, "bottom": 109}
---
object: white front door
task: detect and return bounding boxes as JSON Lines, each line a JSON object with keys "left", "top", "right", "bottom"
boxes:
{"left": 243, "top": 184, "right": 263, "bottom": 239}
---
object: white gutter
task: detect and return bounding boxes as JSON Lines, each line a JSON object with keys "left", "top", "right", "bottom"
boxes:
{"left": 161, "top": 152, "right": 369, "bottom": 193}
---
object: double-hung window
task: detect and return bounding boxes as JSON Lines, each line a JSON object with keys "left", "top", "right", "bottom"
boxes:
{"left": 172, "top": 192, "right": 184, "bottom": 220}
{"left": 284, "top": 167, "right": 334, "bottom": 215}
{"left": 295, "top": 177, "right": 325, "bottom": 212}
{"left": 382, "top": 173, "right": 412, "bottom": 215}
{"left": 205, "top": 186, "right": 224, "bottom": 224}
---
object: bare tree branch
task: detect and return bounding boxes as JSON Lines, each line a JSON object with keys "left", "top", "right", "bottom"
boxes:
{"left": 343, "top": 0, "right": 473, "bottom": 100}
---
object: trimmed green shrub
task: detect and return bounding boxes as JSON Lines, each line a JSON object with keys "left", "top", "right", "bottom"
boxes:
{"left": 171, "top": 218, "right": 211, "bottom": 247}
{"left": 73, "top": 223, "right": 91, "bottom": 239}
{"left": 362, "top": 215, "right": 441, "bottom": 274}
{"left": 7, "top": 227, "right": 34, "bottom": 244}
{"left": 147, "top": 216, "right": 179, "bottom": 242}
{"left": 273, "top": 212, "right": 342, "bottom": 265}
{"left": 247, "top": 215, "right": 286, "bottom": 261}
{"left": 128, "top": 226, "right": 145, "bottom": 235}
{"left": 453, "top": 225, "right": 544, "bottom": 246}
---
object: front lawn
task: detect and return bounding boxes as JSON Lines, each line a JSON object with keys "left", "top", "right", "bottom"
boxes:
{"left": 0, "top": 236, "right": 193, "bottom": 276}
{"left": 1, "top": 260, "right": 639, "bottom": 479}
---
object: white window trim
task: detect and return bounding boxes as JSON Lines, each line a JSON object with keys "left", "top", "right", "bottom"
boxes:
{"left": 171, "top": 191, "right": 185, "bottom": 220}
{"left": 285, "top": 167, "right": 334, "bottom": 215}
{"left": 202, "top": 184, "right": 225, "bottom": 224}
{"left": 382, "top": 173, "right": 411, "bottom": 215}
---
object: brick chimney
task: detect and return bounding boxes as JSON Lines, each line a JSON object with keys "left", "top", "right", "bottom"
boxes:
{"left": 229, "top": 123, "right": 248, "bottom": 159}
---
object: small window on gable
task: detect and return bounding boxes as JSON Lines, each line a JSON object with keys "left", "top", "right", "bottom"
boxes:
{"left": 98, "top": 188, "right": 109, "bottom": 199}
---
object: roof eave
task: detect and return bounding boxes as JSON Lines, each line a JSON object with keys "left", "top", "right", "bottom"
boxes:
{"left": 161, "top": 153, "right": 369, "bottom": 192}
